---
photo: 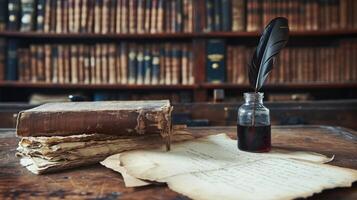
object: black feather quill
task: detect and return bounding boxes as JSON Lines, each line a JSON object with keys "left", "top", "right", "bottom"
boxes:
{"left": 248, "top": 17, "right": 289, "bottom": 91}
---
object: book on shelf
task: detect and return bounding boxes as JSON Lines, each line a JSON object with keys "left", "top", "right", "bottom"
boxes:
{"left": 206, "top": 39, "right": 226, "bottom": 83}
{"left": 226, "top": 40, "right": 357, "bottom": 85}
{"left": 11, "top": 42, "right": 195, "bottom": 85}
{"left": 5, "top": 0, "right": 194, "bottom": 33}
{"left": 204, "top": 0, "right": 356, "bottom": 32}
{"left": 0, "top": 0, "right": 6, "bottom": 31}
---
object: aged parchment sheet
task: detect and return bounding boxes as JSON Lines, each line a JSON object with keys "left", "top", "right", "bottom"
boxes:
{"left": 115, "top": 134, "right": 357, "bottom": 200}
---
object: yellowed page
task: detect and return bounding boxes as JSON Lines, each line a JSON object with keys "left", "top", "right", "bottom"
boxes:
{"left": 118, "top": 134, "right": 357, "bottom": 200}
{"left": 100, "top": 154, "right": 150, "bottom": 187}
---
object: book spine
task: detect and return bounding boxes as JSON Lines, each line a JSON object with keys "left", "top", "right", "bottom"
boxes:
{"left": 7, "top": 0, "right": 21, "bottom": 31}
{"left": 205, "top": 0, "right": 214, "bottom": 32}
{"left": 151, "top": 47, "right": 160, "bottom": 85}
{"left": 115, "top": 44, "right": 121, "bottom": 83}
{"left": 128, "top": 0, "right": 136, "bottom": 33}
{"left": 121, "top": 0, "right": 128, "bottom": 33}
{"left": 181, "top": 44, "right": 188, "bottom": 85}
{"left": 159, "top": 45, "right": 165, "bottom": 84}
{"left": 171, "top": 44, "right": 181, "bottom": 84}
{"left": 108, "top": 44, "right": 116, "bottom": 84}
{"left": 136, "top": 46, "right": 145, "bottom": 84}
{"left": 109, "top": 0, "right": 116, "bottom": 33}
{"left": 55, "top": 0, "right": 62, "bottom": 32}
{"left": 157, "top": 0, "right": 164, "bottom": 32}
{"left": 115, "top": 0, "right": 121, "bottom": 33}
{"left": 95, "top": 43, "right": 101, "bottom": 83}
{"left": 164, "top": 43, "right": 172, "bottom": 85}
{"left": 206, "top": 39, "right": 225, "bottom": 83}
{"left": 137, "top": 0, "right": 144, "bottom": 33}
{"left": 62, "top": 0, "right": 69, "bottom": 32}
{"left": 150, "top": 0, "right": 157, "bottom": 33}
{"left": 221, "top": 0, "right": 231, "bottom": 31}
{"left": 83, "top": 45, "right": 89, "bottom": 83}
{"left": 213, "top": 0, "right": 221, "bottom": 31}
{"left": 101, "top": 44, "right": 108, "bottom": 83}
{"left": 144, "top": 0, "right": 151, "bottom": 32}
{"left": 128, "top": 44, "right": 137, "bottom": 84}
{"left": 35, "top": 0, "right": 45, "bottom": 31}
{"left": 144, "top": 46, "right": 152, "bottom": 85}
{"left": 51, "top": 45, "right": 58, "bottom": 83}
{"left": 120, "top": 42, "right": 128, "bottom": 84}
{"left": 175, "top": 0, "right": 183, "bottom": 32}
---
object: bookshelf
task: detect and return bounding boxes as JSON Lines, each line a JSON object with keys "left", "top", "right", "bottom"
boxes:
{"left": 0, "top": 0, "right": 356, "bottom": 103}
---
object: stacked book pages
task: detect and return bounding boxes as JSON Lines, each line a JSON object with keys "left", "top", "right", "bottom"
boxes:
{"left": 15, "top": 100, "right": 193, "bottom": 174}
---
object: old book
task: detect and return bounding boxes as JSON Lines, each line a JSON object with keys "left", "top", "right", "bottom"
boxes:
{"left": 120, "top": 42, "right": 128, "bottom": 84}
{"left": 221, "top": 0, "right": 231, "bottom": 31}
{"left": 90, "top": 46, "right": 96, "bottom": 83}
{"left": 77, "top": 44, "right": 84, "bottom": 83}
{"left": 143, "top": 46, "right": 152, "bottom": 85}
{"left": 17, "top": 128, "right": 192, "bottom": 174}
{"left": 121, "top": 0, "right": 128, "bottom": 33}
{"left": 151, "top": 47, "right": 160, "bottom": 85}
{"left": 63, "top": 45, "right": 70, "bottom": 83}
{"left": 115, "top": 0, "right": 122, "bottom": 33}
{"left": 128, "top": 0, "right": 136, "bottom": 33}
{"left": 55, "top": 0, "right": 62, "bottom": 32}
{"left": 164, "top": 43, "right": 172, "bottom": 85}
{"left": 57, "top": 45, "right": 64, "bottom": 83}
{"left": 181, "top": 45, "right": 188, "bottom": 85}
{"left": 109, "top": 0, "right": 116, "bottom": 33}
{"left": 115, "top": 44, "right": 121, "bottom": 83}
{"left": 8, "top": 0, "right": 21, "bottom": 31}
{"left": 101, "top": 44, "right": 109, "bottom": 83}
{"left": 206, "top": 39, "right": 225, "bottom": 83}
{"left": 43, "top": 0, "right": 51, "bottom": 32}
{"left": 159, "top": 45, "right": 165, "bottom": 84}
{"left": 36, "top": 45, "right": 45, "bottom": 81}
{"left": 164, "top": 0, "right": 171, "bottom": 32}
{"left": 94, "top": 0, "right": 101, "bottom": 33}
{"left": 175, "top": 0, "right": 183, "bottom": 32}
{"left": 62, "top": 0, "right": 69, "bottom": 32}
{"left": 157, "top": 0, "right": 164, "bottom": 32}
{"left": 83, "top": 45, "right": 91, "bottom": 84}
{"left": 128, "top": 44, "right": 137, "bottom": 84}
{"left": 73, "top": 0, "right": 81, "bottom": 32}
{"left": 231, "top": 0, "right": 244, "bottom": 31}
{"left": 137, "top": 0, "right": 144, "bottom": 33}
{"left": 136, "top": 46, "right": 145, "bottom": 84}
{"left": 150, "top": 0, "right": 157, "bottom": 33}
{"left": 108, "top": 44, "right": 116, "bottom": 84}
{"left": 0, "top": 0, "right": 6, "bottom": 31}
{"left": 30, "top": 45, "right": 37, "bottom": 82}
{"left": 6, "top": 40, "right": 18, "bottom": 80}
{"left": 171, "top": 44, "right": 181, "bottom": 85}
{"left": 95, "top": 43, "right": 102, "bottom": 83}
{"left": 0, "top": 39, "right": 5, "bottom": 80}
{"left": 16, "top": 100, "right": 173, "bottom": 138}
{"left": 35, "top": 0, "right": 46, "bottom": 31}
{"left": 144, "top": 0, "right": 151, "bottom": 32}
{"left": 51, "top": 45, "right": 58, "bottom": 83}
{"left": 70, "top": 45, "right": 78, "bottom": 83}
{"left": 44, "top": 44, "right": 51, "bottom": 82}
{"left": 101, "top": 0, "right": 109, "bottom": 33}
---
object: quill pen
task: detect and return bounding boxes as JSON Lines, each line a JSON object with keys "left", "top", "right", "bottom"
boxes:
{"left": 248, "top": 17, "right": 289, "bottom": 92}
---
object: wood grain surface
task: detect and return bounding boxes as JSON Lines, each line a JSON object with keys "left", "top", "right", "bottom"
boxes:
{"left": 0, "top": 126, "right": 356, "bottom": 200}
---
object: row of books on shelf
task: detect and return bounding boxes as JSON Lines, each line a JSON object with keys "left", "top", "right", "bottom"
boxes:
{"left": 3, "top": 0, "right": 194, "bottom": 33}
{"left": 205, "top": 0, "right": 357, "bottom": 32}
{"left": 1, "top": 41, "right": 195, "bottom": 85}
{"left": 207, "top": 39, "right": 357, "bottom": 84}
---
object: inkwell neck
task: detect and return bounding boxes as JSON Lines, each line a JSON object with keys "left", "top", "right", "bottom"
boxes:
{"left": 244, "top": 92, "right": 264, "bottom": 104}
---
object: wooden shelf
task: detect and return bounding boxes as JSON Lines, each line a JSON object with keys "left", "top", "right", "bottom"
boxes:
{"left": 1, "top": 30, "right": 356, "bottom": 39}
{"left": 201, "top": 82, "right": 357, "bottom": 90}
{"left": 0, "top": 81, "right": 199, "bottom": 90}
{"left": 1, "top": 81, "right": 356, "bottom": 90}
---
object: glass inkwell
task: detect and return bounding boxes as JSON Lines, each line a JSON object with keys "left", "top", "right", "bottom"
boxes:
{"left": 237, "top": 92, "right": 270, "bottom": 152}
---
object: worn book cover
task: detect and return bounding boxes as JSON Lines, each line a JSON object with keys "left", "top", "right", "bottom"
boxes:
{"left": 16, "top": 100, "right": 173, "bottom": 138}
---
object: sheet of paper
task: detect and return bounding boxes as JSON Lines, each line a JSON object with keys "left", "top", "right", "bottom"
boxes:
{"left": 100, "top": 154, "right": 150, "bottom": 187}
{"left": 117, "top": 134, "right": 357, "bottom": 200}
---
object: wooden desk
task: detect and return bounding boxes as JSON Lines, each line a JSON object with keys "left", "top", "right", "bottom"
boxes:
{"left": 0, "top": 126, "right": 356, "bottom": 200}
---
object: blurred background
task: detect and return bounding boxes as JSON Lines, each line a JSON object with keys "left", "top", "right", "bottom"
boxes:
{"left": 0, "top": 0, "right": 356, "bottom": 130}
